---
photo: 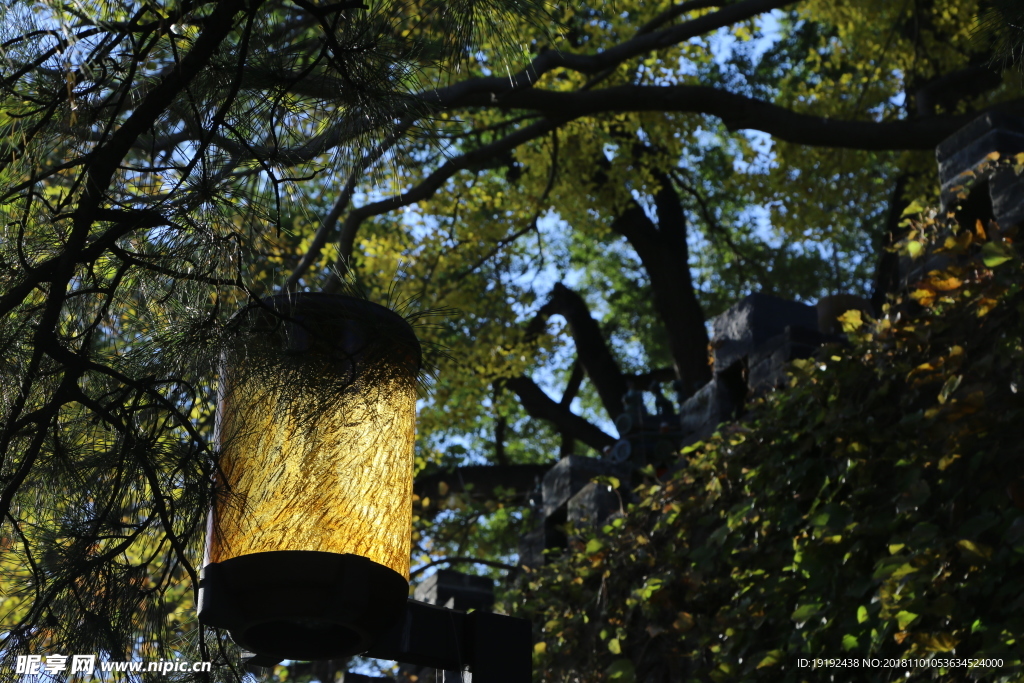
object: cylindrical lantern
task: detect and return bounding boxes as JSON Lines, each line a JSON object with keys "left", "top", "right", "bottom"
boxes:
{"left": 198, "top": 293, "right": 420, "bottom": 661}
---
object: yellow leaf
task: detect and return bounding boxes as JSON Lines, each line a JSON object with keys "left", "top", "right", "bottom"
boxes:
{"left": 673, "top": 612, "right": 695, "bottom": 632}
{"left": 938, "top": 374, "right": 962, "bottom": 404}
{"left": 957, "top": 539, "right": 993, "bottom": 563}
{"left": 931, "top": 276, "right": 962, "bottom": 291}
{"left": 913, "top": 632, "right": 959, "bottom": 652}
{"left": 907, "top": 362, "right": 935, "bottom": 380}
{"left": 837, "top": 309, "right": 863, "bottom": 333}
{"left": 901, "top": 200, "right": 926, "bottom": 217}
{"left": 976, "top": 297, "right": 999, "bottom": 317}
{"left": 892, "top": 562, "right": 918, "bottom": 579}
{"left": 910, "top": 289, "right": 935, "bottom": 307}
{"left": 534, "top": 642, "right": 547, "bottom": 654}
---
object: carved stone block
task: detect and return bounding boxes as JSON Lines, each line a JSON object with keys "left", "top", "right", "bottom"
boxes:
{"left": 542, "top": 456, "right": 624, "bottom": 518}
{"left": 711, "top": 293, "right": 817, "bottom": 372}
{"left": 567, "top": 482, "right": 621, "bottom": 529}
{"left": 936, "top": 112, "right": 1024, "bottom": 228}
{"left": 413, "top": 569, "right": 494, "bottom": 612}
{"left": 678, "top": 376, "right": 740, "bottom": 436}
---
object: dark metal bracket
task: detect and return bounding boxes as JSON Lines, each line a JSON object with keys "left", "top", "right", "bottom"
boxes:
{"left": 245, "top": 599, "right": 532, "bottom": 682}
{"left": 366, "top": 599, "right": 532, "bottom": 682}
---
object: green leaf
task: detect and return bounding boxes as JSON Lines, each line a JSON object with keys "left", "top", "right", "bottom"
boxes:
{"left": 592, "top": 475, "right": 620, "bottom": 490}
{"left": 637, "top": 578, "right": 664, "bottom": 601}
{"left": 606, "top": 659, "right": 635, "bottom": 682}
{"left": 901, "top": 200, "right": 927, "bottom": 217}
{"left": 908, "top": 522, "right": 939, "bottom": 546}
{"left": 585, "top": 539, "right": 604, "bottom": 555}
{"left": 791, "top": 603, "right": 822, "bottom": 623}
{"left": 896, "top": 610, "right": 919, "bottom": 630}
{"left": 608, "top": 638, "right": 622, "bottom": 655}
{"left": 810, "top": 512, "right": 830, "bottom": 527}
{"left": 957, "top": 539, "right": 993, "bottom": 563}
{"left": 981, "top": 241, "right": 1015, "bottom": 268}
{"left": 938, "top": 374, "right": 962, "bottom": 404}
{"left": 756, "top": 650, "right": 784, "bottom": 668}
{"left": 857, "top": 605, "right": 869, "bottom": 624}
{"left": 873, "top": 557, "right": 918, "bottom": 579}
{"left": 842, "top": 634, "right": 859, "bottom": 651}
{"left": 707, "top": 525, "right": 729, "bottom": 547}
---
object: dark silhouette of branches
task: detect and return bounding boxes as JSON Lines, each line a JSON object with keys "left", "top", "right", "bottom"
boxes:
{"left": 409, "top": 556, "right": 517, "bottom": 579}
{"left": 0, "top": 0, "right": 556, "bottom": 670}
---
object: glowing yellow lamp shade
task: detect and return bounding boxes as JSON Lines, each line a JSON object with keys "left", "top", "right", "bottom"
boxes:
{"left": 210, "top": 336, "right": 416, "bottom": 575}
{"left": 198, "top": 293, "right": 420, "bottom": 662}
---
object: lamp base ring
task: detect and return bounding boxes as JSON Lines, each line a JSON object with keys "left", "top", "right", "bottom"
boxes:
{"left": 199, "top": 551, "right": 408, "bottom": 661}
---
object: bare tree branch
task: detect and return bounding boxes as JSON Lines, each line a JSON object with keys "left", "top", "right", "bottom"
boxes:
{"left": 527, "top": 283, "right": 628, "bottom": 420}
{"left": 415, "top": 463, "right": 551, "bottom": 503}
{"left": 455, "top": 86, "right": 1024, "bottom": 150}
{"left": 636, "top": 0, "right": 723, "bottom": 35}
{"left": 283, "top": 118, "right": 414, "bottom": 291}
{"left": 323, "top": 117, "right": 566, "bottom": 284}
{"left": 317, "top": 91, "right": 1020, "bottom": 288}
{"left": 502, "top": 376, "right": 616, "bottom": 453}
{"left": 673, "top": 169, "right": 770, "bottom": 287}
{"left": 560, "top": 359, "right": 585, "bottom": 407}
{"left": 409, "top": 556, "right": 517, "bottom": 579}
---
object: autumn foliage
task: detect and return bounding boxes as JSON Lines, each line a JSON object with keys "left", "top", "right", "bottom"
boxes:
{"left": 507, "top": 189, "right": 1024, "bottom": 682}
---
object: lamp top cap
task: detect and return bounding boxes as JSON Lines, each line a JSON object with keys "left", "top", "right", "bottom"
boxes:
{"left": 235, "top": 292, "right": 422, "bottom": 373}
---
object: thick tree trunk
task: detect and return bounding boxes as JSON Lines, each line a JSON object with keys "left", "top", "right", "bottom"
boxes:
{"left": 611, "top": 173, "right": 711, "bottom": 398}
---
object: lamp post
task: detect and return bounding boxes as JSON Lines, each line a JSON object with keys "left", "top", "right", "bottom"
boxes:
{"left": 198, "top": 293, "right": 420, "bottom": 661}
{"left": 196, "top": 294, "right": 532, "bottom": 682}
